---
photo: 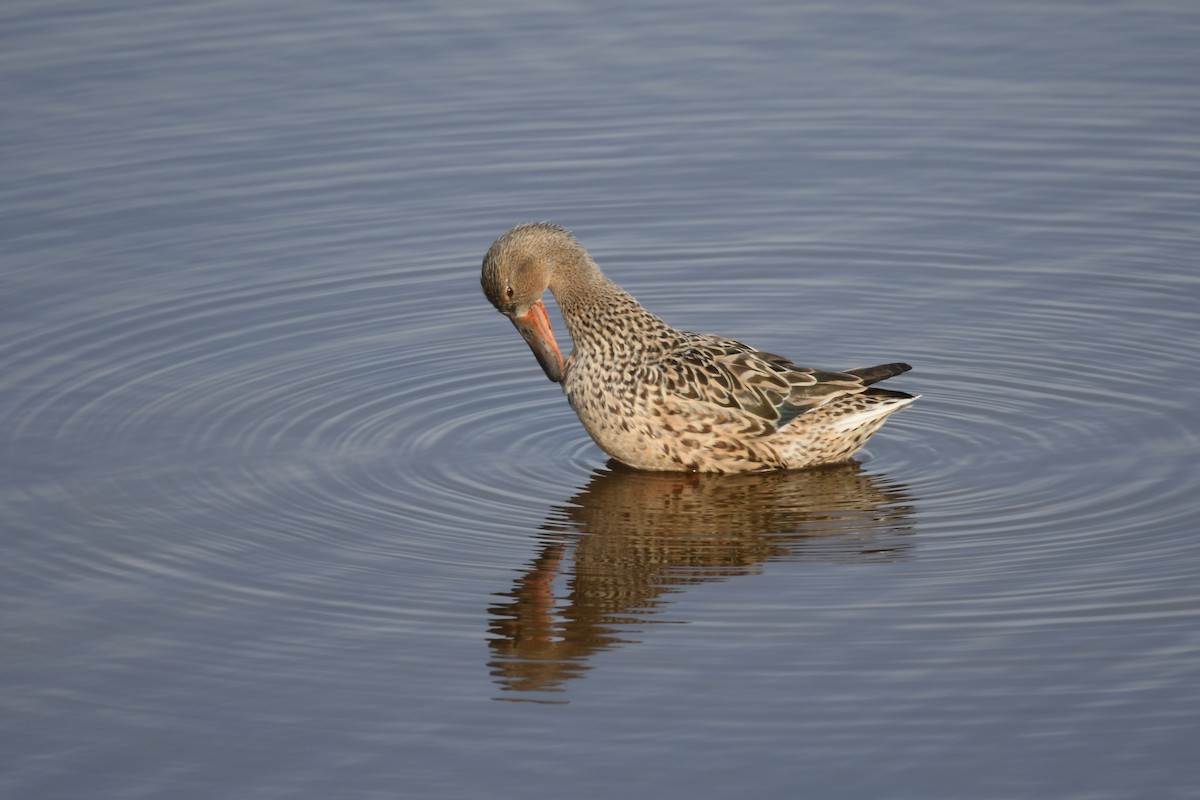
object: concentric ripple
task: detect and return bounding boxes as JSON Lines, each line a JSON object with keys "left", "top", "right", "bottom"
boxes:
{"left": 4, "top": 231, "right": 1198, "bottom": 607}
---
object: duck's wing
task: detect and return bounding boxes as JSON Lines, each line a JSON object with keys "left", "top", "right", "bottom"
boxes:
{"left": 655, "top": 336, "right": 870, "bottom": 434}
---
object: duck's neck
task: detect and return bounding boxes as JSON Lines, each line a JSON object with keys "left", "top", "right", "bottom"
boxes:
{"left": 548, "top": 254, "right": 672, "bottom": 355}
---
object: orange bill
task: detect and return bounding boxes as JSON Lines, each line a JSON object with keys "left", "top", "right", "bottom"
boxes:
{"left": 511, "top": 300, "right": 564, "bottom": 382}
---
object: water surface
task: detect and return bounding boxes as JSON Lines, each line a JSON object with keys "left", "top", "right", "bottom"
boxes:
{"left": 2, "top": 1, "right": 1199, "bottom": 798}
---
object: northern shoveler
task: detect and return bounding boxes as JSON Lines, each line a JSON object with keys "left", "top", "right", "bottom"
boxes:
{"left": 481, "top": 222, "right": 916, "bottom": 472}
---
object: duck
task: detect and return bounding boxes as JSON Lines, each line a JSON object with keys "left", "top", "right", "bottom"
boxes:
{"left": 480, "top": 222, "right": 916, "bottom": 472}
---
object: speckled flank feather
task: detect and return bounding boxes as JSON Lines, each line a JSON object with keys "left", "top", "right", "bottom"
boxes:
{"left": 481, "top": 222, "right": 916, "bottom": 473}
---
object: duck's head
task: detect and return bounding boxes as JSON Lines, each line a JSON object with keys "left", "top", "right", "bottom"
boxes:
{"left": 481, "top": 222, "right": 576, "bottom": 383}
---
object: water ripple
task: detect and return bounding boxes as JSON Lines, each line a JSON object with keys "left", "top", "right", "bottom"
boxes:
{"left": 5, "top": 231, "right": 1196, "bottom": 615}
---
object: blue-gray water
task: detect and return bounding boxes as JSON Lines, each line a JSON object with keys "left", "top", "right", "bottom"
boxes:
{"left": 3, "top": 1, "right": 1199, "bottom": 798}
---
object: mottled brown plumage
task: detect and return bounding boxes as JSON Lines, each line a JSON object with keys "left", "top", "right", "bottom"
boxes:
{"left": 481, "top": 222, "right": 916, "bottom": 472}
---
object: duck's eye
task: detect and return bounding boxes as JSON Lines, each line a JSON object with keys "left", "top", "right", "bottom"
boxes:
{"left": 505, "top": 285, "right": 514, "bottom": 299}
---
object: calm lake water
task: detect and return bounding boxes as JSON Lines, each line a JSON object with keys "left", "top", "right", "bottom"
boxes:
{"left": 3, "top": 1, "right": 1199, "bottom": 798}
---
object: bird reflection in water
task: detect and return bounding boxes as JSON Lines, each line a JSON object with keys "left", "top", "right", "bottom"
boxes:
{"left": 487, "top": 461, "right": 916, "bottom": 699}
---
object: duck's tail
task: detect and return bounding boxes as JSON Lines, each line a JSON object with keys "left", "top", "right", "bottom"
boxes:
{"left": 845, "top": 362, "right": 912, "bottom": 386}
